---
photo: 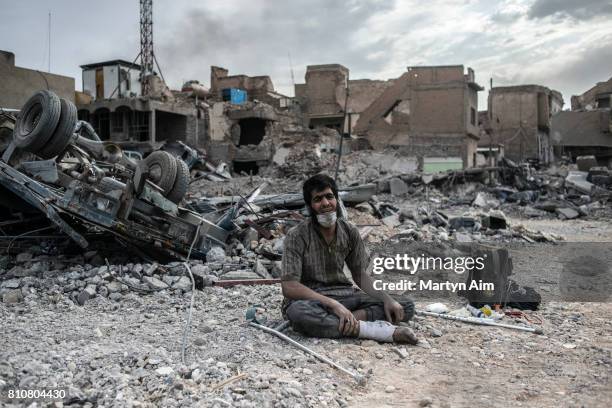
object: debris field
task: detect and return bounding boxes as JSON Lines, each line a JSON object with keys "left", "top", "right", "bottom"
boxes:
{"left": 1, "top": 84, "right": 611, "bottom": 408}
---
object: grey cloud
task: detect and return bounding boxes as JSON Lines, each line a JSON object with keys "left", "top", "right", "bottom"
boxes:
{"left": 543, "top": 41, "right": 612, "bottom": 98}
{"left": 528, "top": 0, "right": 612, "bottom": 21}
{"left": 489, "top": 10, "right": 522, "bottom": 24}
{"left": 156, "top": 0, "right": 398, "bottom": 91}
{"left": 489, "top": 39, "right": 612, "bottom": 106}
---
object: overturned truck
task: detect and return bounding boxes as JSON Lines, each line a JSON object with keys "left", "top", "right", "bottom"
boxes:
{"left": 0, "top": 91, "right": 229, "bottom": 261}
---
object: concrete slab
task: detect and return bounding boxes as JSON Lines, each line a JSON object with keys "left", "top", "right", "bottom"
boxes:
{"left": 389, "top": 177, "right": 408, "bottom": 196}
{"left": 576, "top": 155, "right": 598, "bottom": 172}
{"left": 556, "top": 207, "right": 580, "bottom": 220}
{"left": 565, "top": 171, "right": 593, "bottom": 195}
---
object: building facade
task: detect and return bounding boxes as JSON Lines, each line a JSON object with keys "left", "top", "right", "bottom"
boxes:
{"left": 81, "top": 60, "right": 142, "bottom": 101}
{"left": 296, "top": 64, "right": 482, "bottom": 169}
{"left": 486, "top": 85, "right": 563, "bottom": 164}
{"left": 0, "top": 50, "right": 74, "bottom": 110}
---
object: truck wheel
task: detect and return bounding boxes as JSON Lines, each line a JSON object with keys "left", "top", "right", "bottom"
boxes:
{"left": 166, "top": 156, "right": 190, "bottom": 204}
{"left": 13, "top": 90, "right": 61, "bottom": 151}
{"left": 144, "top": 151, "right": 177, "bottom": 195}
{"left": 37, "top": 99, "right": 77, "bottom": 159}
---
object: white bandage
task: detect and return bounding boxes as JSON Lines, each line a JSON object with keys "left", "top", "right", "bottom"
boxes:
{"left": 357, "top": 320, "right": 396, "bottom": 342}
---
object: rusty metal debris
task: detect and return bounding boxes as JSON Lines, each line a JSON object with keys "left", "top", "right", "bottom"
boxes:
{"left": 0, "top": 91, "right": 231, "bottom": 261}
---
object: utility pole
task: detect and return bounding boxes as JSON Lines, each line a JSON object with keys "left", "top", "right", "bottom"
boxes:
{"left": 195, "top": 95, "right": 199, "bottom": 146}
{"left": 48, "top": 12, "right": 51, "bottom": 72}
{"left": 288, "top": 52, "right": 295, "bottom": 94}
{"left": 334, "top": 73, "right": 350, "bottom": 181}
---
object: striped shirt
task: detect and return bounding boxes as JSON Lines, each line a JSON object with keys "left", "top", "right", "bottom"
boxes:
{"left": 281, "top": 217, "right": 369, "bottom": 290}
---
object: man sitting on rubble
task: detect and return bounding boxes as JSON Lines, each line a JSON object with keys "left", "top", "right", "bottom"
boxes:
{"left": 281, "top": 174, "right": 418, "bottom": 344}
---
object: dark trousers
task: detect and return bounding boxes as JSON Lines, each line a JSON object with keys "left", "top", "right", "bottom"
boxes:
{"left": 284, "top": 288, "right": 415, "bottom": 338}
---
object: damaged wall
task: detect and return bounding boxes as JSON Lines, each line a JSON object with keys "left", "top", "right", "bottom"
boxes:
{"left": 301, "top": 64, "right": 348, "bottom": 118}
{"left": 206, "top": 101, "right": 278, "bottom": 171}
{"left": 487, "top": 85, "right": 563, "bottom": 164}
{"left": 571, "top": 76, "right": 612, "bottom": 110}
{"left": 397, "top": 134, "right": 477, "bottom": 169}
{"left": 294, "top": 64, "right": 392, "bottom": 132}
{"left": 350, "top": 65, "right": 482, "bottom": 169}
{"left": 353, "top": 66, "right": 481, "bottom": 135}
{"left": 552, "top": 109, "right": 612, "bottom": 161}
{"left": 76, "top": 97, "right": 205, "bottom": 149}
{"left": 0, "top": 50, "right": 75, "bottom": 109}
{"left": 209, "top": 66, "right": 296, "bottom": 111}
{"left": 210, "top": 66, "right": 275, "bottom": 102}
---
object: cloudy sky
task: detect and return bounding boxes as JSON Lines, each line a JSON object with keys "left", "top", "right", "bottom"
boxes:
{"left": 1, "top": 0, "right": 611, "bottom": 109}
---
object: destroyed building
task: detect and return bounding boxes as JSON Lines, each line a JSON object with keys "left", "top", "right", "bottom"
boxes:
{"left": 207, "top": 100, "right": 279, "bottom": 174}
{"left": 552, "top": 109, "right": 612, "bottom": 164}
{"left": 571, "top": 76, "right": 612, "bottom": 110}
{"left": 0, "top": 50, "right": 75, "bottom": 109}
{"left": 210, "top": 66, "right": 294, "bottom": 109}
{"left": 204, "top": 66, "right": 308, "bottom": 174}
{"left": 483, "top": 85, "right": 563, "bottom": 165}
{"left": 75, "top": 60, "right": 206, "bottom": 152}
{"left": 476, "top": 111, "right": 504, "bottom": 167}
{"left": 295, "top": 64, "right": 483, "bottom": 170}
{"left": 552, "top": 76, "right": 612, "bottom": 164}
{"left": 294, "top": 64, "right": 390, "bottom": 132}
{"left": 75, "top": 62, "right": 302, "bottom": 175}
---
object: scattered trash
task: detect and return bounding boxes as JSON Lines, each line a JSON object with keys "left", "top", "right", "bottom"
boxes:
{"left": 424, "top": 303, "right": 449, "bottom": 314}
{"left": 418, "top": 310, "right": 543, "bottom": 334}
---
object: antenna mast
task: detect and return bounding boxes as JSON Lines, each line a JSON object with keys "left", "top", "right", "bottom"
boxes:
{"left": 140, "top": 0, "right": 154, "bottom": 96}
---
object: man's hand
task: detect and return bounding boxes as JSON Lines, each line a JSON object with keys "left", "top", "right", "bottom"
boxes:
{"left": 384, "top": 299, "right": 404, "bottom": 324}
{"left": 329, "top": 300, "right": 359, "bottom": 336}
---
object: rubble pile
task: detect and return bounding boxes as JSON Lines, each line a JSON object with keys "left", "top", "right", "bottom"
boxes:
{"left": 1, "top": 90, "right": 612, "bottom": 406}
{"left": 263, "top": 127, "right": 339, "bottom": 180}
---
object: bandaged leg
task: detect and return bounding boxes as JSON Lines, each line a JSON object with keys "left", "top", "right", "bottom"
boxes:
{"left": 357, "top": 320, "right": 396, "bottom": 343}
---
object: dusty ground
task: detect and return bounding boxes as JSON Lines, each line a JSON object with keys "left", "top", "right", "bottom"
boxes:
{"left": 352, "top": 301, "right": 612, "bottom": 408}
{"left": 2, "top": 293, "right": 609, "bottom": 408}
{"left": 1, "top": 166, "right": 611, "bottom": 408}
{"left": 1, "top": 214, "right": 610, "bottom": 407}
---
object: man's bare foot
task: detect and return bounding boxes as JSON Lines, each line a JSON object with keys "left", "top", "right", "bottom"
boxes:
{"left": 392, "top": 327, "right": 418, "bottom": 345}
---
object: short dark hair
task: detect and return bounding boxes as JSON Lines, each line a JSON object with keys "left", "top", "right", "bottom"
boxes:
{"left": 302, "top": 173, "right": 339, "bottom": 216}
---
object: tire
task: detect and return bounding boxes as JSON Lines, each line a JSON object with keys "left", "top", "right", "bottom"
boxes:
{"left": 13, "top": 90, "right": 61, "bottom": 151}
{"left": 166, "top": 156, "right": 190, "bottom": 204}
{"left": 144, "top": 151, "right": 177, "bottom": 195}
{"left": 37, "top": 98, "right": 77, "bottom": 159}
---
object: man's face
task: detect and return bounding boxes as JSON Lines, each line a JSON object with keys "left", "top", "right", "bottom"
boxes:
{"left": 310, "top": 187, "right": 337, "bottom": 215}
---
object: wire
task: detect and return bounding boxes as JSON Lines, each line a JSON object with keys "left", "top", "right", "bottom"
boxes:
{"left": 236, "top": 192, "right": 262, "bottom": 221}
{"left": 180, "top": 221, "right": 202, "bottom": 365}
{"left": 6, "top": 226, "right": 55, "bottom": 256}
{"left": 35, "top": 70, "right": 50, "bottom": 90}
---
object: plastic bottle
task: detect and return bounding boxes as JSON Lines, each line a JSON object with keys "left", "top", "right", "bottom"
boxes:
{"left": 480, "top": 305, "right": 492, "bottom": 317}
{"left": 466, "top": 304, "right": 484, "bottom": 318}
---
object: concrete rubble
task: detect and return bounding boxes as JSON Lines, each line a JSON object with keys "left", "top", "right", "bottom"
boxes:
{"left": 2, "top": 80, "right": 612, "bottom": 406}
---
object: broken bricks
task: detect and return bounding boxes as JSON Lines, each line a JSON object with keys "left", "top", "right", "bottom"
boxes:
{"left": 576, "top": 155, "right": 598, "bottom": 172}
{"left": 389, "top": 177, "right": 409, "bottom": 196}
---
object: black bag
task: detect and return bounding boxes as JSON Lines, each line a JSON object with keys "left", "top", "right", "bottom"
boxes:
{"left": 460, "top": 246, "right": 540, "bottom": 310}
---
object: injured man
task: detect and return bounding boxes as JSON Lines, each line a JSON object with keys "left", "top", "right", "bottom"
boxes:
{"left": 281, "top": 173, "right": 418, "bottom": 344}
